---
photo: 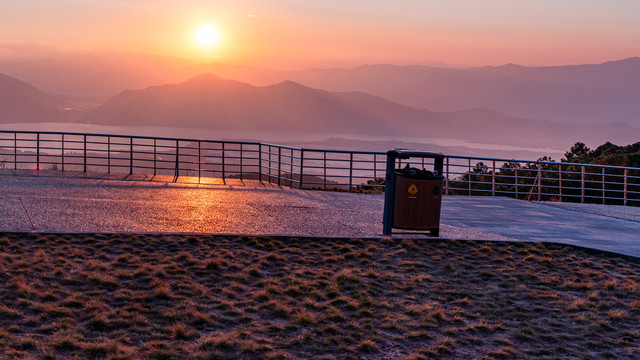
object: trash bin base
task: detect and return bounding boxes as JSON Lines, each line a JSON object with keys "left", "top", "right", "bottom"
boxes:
{"left": 387, "top": 227, "right": 440, "bottom": 237}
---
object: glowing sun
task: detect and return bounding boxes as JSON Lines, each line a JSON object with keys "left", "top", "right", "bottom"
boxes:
{"left": 194, "top": 25, "right": 219, "bottom": 46}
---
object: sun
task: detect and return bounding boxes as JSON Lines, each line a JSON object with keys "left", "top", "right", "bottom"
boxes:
{"left": 194, "top": 25, "right": 219, "bottom": 47}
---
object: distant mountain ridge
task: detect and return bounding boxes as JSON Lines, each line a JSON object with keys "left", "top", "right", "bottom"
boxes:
{"left": 0, "top": 73, "right": 66, "bottom": 123}
{"left": 2, "top": 53, "right": 639, "bottom": 127}
{"left": 280, "top": 57, "right": 640, "bottom": 126}
{"left": 81, "top": 74, "right": 640, "bottom": 148}
{"left": 3, "top": 69, "right": 640, "bottom": 150}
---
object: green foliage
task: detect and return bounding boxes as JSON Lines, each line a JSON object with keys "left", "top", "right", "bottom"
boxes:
{"left": 448, "top": 141, "right": 640, "bottom": 205}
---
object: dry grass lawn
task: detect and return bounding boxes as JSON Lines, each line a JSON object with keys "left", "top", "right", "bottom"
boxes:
{"left": 1, "top": 233, "right": 639, "bottom": 359}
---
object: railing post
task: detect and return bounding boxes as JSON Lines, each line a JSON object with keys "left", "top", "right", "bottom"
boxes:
{"left": 198, "top": 140, "right": 201, "bottom": 183}
{"left": 290, "top": 149, "right": 294, "bottom": 187}
{"left": 624, "top": 169, "right": 628, "bottom": 206}
{"left": 492, "top": 160, "right": 496, "bottom": 196}
{"left": 83, "top": 134, "right": 87, "bottom": 172}
{"left": 468, "top": 158, "right": 471, "bottom": 196}
{"left": 61, "top": 134, "right": 65, "bottom": 172}
{"left": 14, "top": 132, "right": 17, "bottom": 170}
{"left": 537, "top": 164, "right": 542, "bottom": 201}
{"left": 602, "top": 167, "right": 606, "bottom": 205}
{"left": 324, "top": 152, "right": 327, "bottom": 190}
{"left": 299, "top": 149, "right": 305, "bottom": 189}
{"left": 36, "top": 133, "right": 40, "bottom": 171}
{"left": 258, "top": 143, "right": 262, "bottom": 182}
{"left": 129, "top": 137, "right": 133, "bottom": 175}
{"left": 107, "top": 136, "right": 111, "bottom": 174}
{"left": 277, "top": 147, "right": 282, "bottom": 187}
{"left": 221, "top": 142, "right": 225, "bottom": 180}
{"left": 240, "top": 143, "right": 243, "bottom": 181}
{"left": 174, "top": 140, "right": 179, "bottom": 180}
{"left": 268, "top": 145, "right": 272, "bottom": 183}
{"left": 515, "top": 168, "right": 519, "bottom": 199}
{"left": 581, "top": 165, "right": 586, "bottom": 203}
{"left": 445, "top": 157, "right": 449, "bottom": 195}
{"left": 349, "top": 153, "right": 354, "bottom": 191}
{"left": 153, "top": 139, "right": 156, "bottom": 176}
{"left": 558, "top": 164, "right": 562, "bottom": 202}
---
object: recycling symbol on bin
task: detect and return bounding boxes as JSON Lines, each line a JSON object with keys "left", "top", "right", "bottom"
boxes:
{"left": 408, "top": 184, "right": 419, "bottom": 195}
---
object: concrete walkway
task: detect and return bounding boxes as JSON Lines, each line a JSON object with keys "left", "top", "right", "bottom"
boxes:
{"left": 1, "top": 172, "right": 639, "bottom": 258}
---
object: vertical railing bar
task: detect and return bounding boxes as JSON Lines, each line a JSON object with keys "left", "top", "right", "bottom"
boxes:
{"left": 221, "top": 142, "right": 225, "bottom": 181}
{"left": 61, "top": 134, "right": 65, "bottom": 172}
{"left": 468, "top": 158, "right": 471, "bottom": 196}
{"left": 558, "top": 164, "right": 562, "bottom": 202}
{"left": 153, "top": 138, "right": 156, "bottom": 176}
{"left": 492, "top": 160, "right": 496, "bottom": 196}
{"left": 349, "top": 153, "right": 353, "bottom": 191}
{"left": 240, "top": 143, "right": 243, "bottom": 181}
{"left": 14, "top": 132, "right": 17, "bottom": 170}
{"left": 373, "top": 153, "right": 377, "bottom": 188}
{"left": 445, "top": 157, "right": 449, "bottom": 195}
{"left": 129, "top": 137, "right": 133, "bottom": 175}
{"left": 581, "top": 165, "right": 586, "bottom": 203}
{"left": 299, "top": 149, "right": 305, "bottom": 189}
{"left": 278, "top": 147, "right": 282, "bottom": 187}
{"left": 37, "top": 133, "right": 40, "bottom": 171}
{"left": 537, "top": 164, "right": 542, "bottom": 201}
{"left": 174, "top": 140, "right": 179, "bottom": 181}
{"left": 624, "top": 169, "right": 628, "bottom": 206}
{"left": 268, "top": 145, "right": 273, "bottom": 183}
{"left": 198, "top": 140, "right": 201, "bottom": 183}
{"left": 258, "top": 143, "right": 262, "bottom": 183}
{"left": 602, "top": 167, "right": 606, "bottom": 205}
{"left": 515, "top": 167, "right": 519, "bottom": 199}
{"left": 83, "top": 134, "right": 87, "bottom": 172}
{"left": 268, "top": 145, "right": 272, "bottom": 184}
{"left": 107, "top": 136, "right": 111, "bottom": 173}
{"left": 324, "top": 152, "right": 327, "bottom": 190}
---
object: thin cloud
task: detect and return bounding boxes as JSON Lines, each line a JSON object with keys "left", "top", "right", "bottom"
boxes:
{"left": 0, "top": 42, "right": 60, "bottom": 56}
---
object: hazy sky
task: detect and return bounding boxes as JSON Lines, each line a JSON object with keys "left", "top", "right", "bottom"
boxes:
{"left": 1, "top": 0, "right": 639, "bottom": 68}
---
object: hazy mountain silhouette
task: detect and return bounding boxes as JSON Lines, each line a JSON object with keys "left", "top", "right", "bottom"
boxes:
{"left": 281, "top": 58, "right": 640, "bottom": 126}
{"left": 4, "top": 52, "right": 639, "bottom": 127}
{"left": 82, "top": 74, "right": 412, "bottom": 135}
{"left": 0, "top": 73, "right": 68, "bottom": 123}
{"left": 82, "top": 74, "right": 640, "bottom": 148}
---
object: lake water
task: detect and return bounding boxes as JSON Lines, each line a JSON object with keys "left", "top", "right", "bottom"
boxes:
{"left": 1, "top": 122, "right": 566, "bottom": 161}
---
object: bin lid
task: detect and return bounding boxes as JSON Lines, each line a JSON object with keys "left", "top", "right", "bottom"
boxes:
{"left": 388, "top": 149, "right": 444, "bottom": 159}
{"left": 395, "top": 166, "right": 443, "bottom": 179}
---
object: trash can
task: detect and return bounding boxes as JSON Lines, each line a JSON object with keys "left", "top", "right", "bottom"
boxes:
{"left": 383, "top": 150, "right": 445, "bottom": 237}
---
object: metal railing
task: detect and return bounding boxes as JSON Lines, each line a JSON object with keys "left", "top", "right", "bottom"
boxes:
{"left": 1, "top": 130, "right": 639, "bottom": 206}
{"left": 0, "top": 130, "right": 386, "bottom": 191}
{"left": 442, "top": 155, "right": 640, "bottom": 206}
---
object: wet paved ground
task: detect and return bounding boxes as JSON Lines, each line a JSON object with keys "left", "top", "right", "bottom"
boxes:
{"left": 1, "top": 172, "right": 639, "bottom": 257}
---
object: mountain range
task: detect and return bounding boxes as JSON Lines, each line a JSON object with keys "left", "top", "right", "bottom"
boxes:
{"left": 3, "top": 71, "right": 638, "bottom": 149}
{"left": 1, "top": 52, "right": 639, "bottom": 127}
{"left": 276, "top": 57, "right": 640, "bottom": 126}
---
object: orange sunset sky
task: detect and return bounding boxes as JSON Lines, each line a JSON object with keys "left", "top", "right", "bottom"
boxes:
{"left": 1, "top": 0, "right": 639, "bottom": 69}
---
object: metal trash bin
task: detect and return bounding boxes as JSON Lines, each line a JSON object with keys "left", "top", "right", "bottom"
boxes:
{"left": 383, "top": 150, "right": 445, "bottom": 237}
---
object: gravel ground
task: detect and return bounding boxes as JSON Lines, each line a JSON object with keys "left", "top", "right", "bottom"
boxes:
{"left": 541, "top": 201, "right": 640, "bottom": 223}
{"left": 3, "top": 172, "right": 639, "bottom": 258}
{"left": 0, "top": 172, "right": 522, "bottom": 242}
